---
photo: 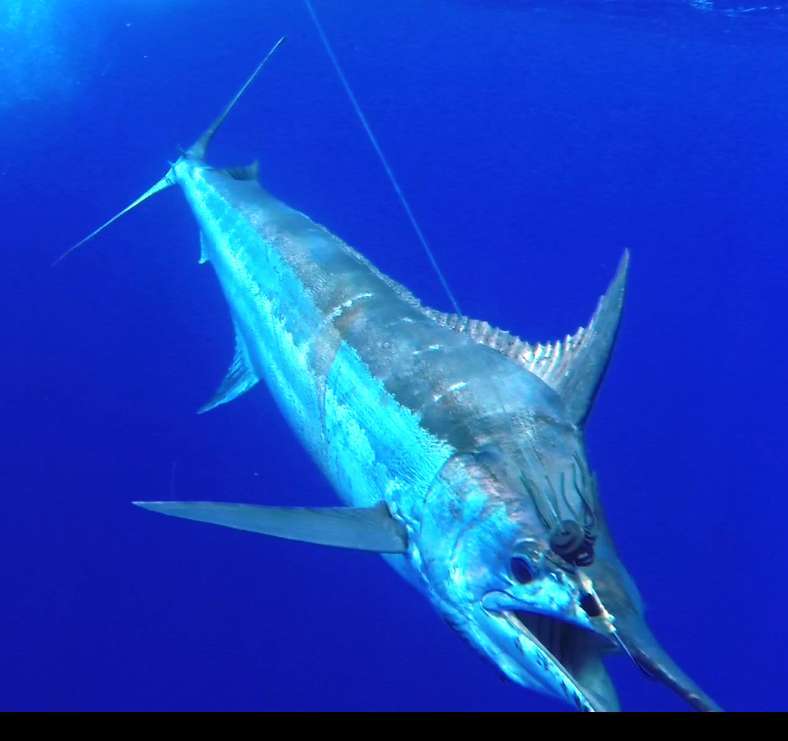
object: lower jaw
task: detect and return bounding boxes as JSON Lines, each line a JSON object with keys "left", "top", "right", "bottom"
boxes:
{"left": 503, "top": 610, "right": 619, "bottom": 711}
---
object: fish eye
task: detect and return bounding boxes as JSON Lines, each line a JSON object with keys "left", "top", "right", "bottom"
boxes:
{"left": 579, "top": 592, "right": 603, "bottom": 618}
{"left": 510, "top": 556, "right": 534, "bottom": 584}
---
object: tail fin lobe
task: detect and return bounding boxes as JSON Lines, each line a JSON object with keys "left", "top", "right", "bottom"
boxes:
{"left": 52, "top": 170, "right": 176, "bottom": 267}
{"left": 187, "top": 36, "right": 286, "bottom": 160}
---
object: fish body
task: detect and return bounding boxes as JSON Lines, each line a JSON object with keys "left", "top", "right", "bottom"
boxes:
{"left": 68, "top": 42, "right": 721, "bottom": 712}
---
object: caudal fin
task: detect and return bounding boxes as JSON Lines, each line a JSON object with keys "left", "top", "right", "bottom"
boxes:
{"left": 54, "top": 36, "right": 286, "bottom": 267}
{"left": 51, "top": 172, "right": 175, "bottom": 267}
{"left": 187, "top": 36, "right": 286, "bottom": 160}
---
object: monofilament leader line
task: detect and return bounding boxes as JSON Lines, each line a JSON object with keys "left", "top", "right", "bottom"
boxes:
{"left": 303, "top": 0, "right": 463, "bottom": 317}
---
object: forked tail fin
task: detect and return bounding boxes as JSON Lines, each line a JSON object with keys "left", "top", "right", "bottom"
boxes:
{"left": 53, "top": 36, "right": 286, "bottom": 267}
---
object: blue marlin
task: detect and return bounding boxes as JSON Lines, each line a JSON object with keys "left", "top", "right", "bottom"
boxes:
{"left": 62, "top": 39, "right": 720, "bottom": 712}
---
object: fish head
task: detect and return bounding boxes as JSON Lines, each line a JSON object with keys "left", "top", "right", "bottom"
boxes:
{"left": 415, "top": 420, "right": 720, "bottom": 711}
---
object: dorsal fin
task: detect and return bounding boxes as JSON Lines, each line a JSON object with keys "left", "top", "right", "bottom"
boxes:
{"left": 424, "top": 251, "right": 629, "bottom": 425}
{"left": 552, "top": 251, "right": 629, "bottom": 424}
{"left": 222, "top": 161, "right": 260, "bottom": 181}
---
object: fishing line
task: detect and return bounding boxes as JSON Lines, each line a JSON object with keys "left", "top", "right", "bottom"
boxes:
{"left": 304, "top": 0, "right": 526, "bottom": 485}
{"left": 304, "top": 3, "right": 586, "bottom": 564}
{"left": 303, "top": 0, "right": 463, "bottom": 316}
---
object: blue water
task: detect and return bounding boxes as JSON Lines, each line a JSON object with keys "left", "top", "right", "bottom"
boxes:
{"left": 2, "top": 0, "right": 786, "bottom": 711}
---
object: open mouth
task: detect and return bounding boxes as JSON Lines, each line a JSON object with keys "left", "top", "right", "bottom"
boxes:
{"left": 506, "top": 609, "right": 619, "bottom": 711}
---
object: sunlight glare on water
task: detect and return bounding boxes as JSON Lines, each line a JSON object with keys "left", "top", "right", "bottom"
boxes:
{"left": 0, "top": 1, "right": 74, "bottom": 108}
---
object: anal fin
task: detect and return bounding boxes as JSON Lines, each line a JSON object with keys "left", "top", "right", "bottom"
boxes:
{"left": 199, "top": 231, "right": 210, "bottom": 265}
{"left": 133, "top": 500, "right": 408, "bottom": 553}
{"left": 198, "top": 327, "right": 259, "bottom": 414}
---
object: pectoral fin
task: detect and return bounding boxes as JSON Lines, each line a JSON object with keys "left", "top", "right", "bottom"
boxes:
{"left": 133, "top": 500, "right": 408, "bottom": 553}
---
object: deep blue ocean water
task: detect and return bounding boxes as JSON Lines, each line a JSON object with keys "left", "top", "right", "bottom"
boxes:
{"left": 2, "top": 0, "right": 787, "bottom": 711}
